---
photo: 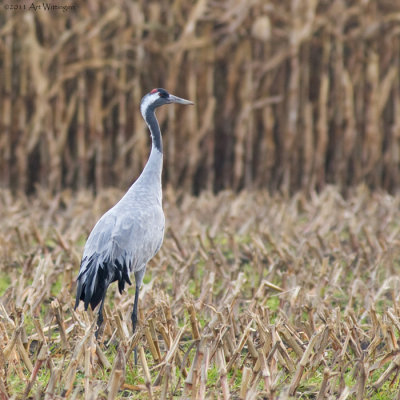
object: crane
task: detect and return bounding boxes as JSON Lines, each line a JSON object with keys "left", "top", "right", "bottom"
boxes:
{"left": 75, "top": 88, "right": 193, "bottom": 339}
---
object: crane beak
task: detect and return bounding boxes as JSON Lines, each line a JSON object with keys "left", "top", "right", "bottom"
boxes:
{"left": 168, "top": 95, "right": 194, "bottom": 105}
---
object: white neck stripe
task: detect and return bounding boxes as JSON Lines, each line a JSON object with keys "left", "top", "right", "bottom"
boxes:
{"left": 140, "top": 93, "right": 159, "bottom": 119}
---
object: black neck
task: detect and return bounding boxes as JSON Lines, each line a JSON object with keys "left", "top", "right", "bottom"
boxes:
{"left": 145, "top": 108, "right": 163, "bottom": 153}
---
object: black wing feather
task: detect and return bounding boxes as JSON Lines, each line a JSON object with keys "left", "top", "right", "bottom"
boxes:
{"left": 75, "top": 251, "right": 132, "bottom": 311}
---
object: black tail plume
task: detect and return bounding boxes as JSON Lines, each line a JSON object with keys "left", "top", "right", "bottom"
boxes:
{"left": 75, "top": 255, "right": 110, "bottom": 311}
{"left": 75, "top": 252, "right": 133, "bottom": 311}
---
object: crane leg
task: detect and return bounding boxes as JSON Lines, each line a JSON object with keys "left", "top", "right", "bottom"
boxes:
{"left": 131, "top": 286, "right": 140, "bottom": 333}
{"left": 131, "top": 285, "right": 140, "bottom": 364}
{"left": 95, "top": 291, "right": 107, "bottom": 339}
{"left": 132, "top": 269, "right": 145, "bottom": 365}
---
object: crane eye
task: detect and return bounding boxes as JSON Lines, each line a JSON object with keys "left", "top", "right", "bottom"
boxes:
{"left": 158, "top": 89, "right": 169, "bottom": 98}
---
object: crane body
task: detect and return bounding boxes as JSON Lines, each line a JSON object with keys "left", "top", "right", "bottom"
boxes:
{"left": 75, "top": 88, "right": 193, "bottom": 337}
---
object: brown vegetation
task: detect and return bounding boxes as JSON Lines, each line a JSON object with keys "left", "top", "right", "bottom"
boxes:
{"left": 0, "top": 1, "right": 400, "bottom": 194}
{"left": 1, "top": 187, "right": 400, "bottom": 398}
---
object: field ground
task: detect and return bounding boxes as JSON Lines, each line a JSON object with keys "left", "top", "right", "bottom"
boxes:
{"left": 0, "top": 186, "right": 400, "bottom": 399}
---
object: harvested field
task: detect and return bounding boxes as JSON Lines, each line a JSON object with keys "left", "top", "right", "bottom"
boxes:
{"left": 0, "top": 186, "right": 400, "bottom": 399}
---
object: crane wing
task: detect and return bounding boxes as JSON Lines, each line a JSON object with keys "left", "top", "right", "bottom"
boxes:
{"left": 75, "top": 205, "right": 165, "bottom": 311}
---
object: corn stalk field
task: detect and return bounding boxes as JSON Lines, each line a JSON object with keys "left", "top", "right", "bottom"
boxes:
{"left": 0, "top": 187, "right": 400, "bottom": 399}
{"left": 1, "top": 0, "right": 400, "bottom": 194}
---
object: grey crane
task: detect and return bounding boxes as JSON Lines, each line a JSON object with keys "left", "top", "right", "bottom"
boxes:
{"left": 75, "top": 88, "right": 193, "bottom": 339}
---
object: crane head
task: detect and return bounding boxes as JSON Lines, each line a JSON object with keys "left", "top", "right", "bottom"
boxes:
{"left": 140, "top": 88, "right": 194, "bottom": 118}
